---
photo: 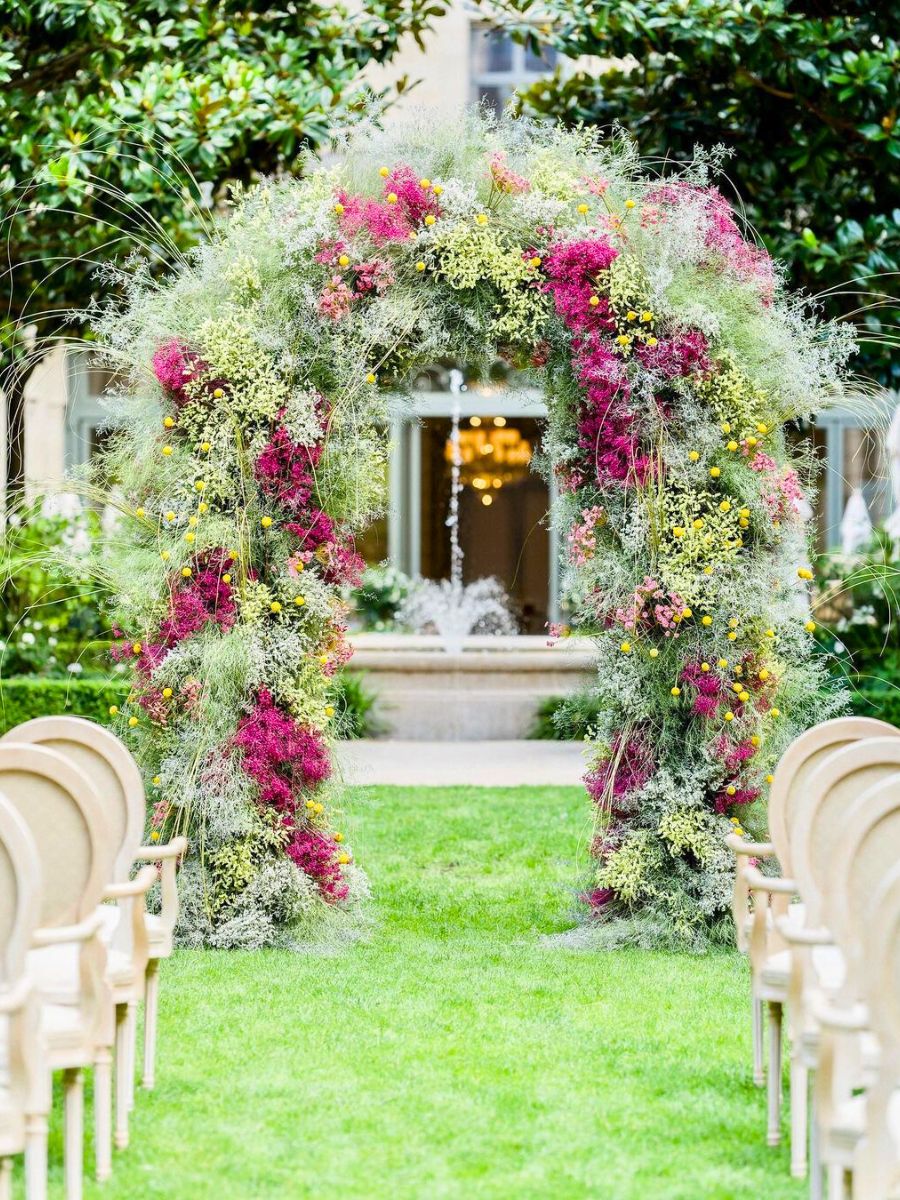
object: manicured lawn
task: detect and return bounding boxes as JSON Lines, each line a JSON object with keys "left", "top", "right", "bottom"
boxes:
{"left": 45, "top": 785, "right": 801, "bottom": 1199}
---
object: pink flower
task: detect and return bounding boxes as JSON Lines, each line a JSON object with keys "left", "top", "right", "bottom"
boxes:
{"left": 353, "top": 259, "right": 394, "bottom": 296}
{"left": 488, "top": 151, "right": 531, "bottom": 195}
{"left": 317, "top": 275, "right": 353, "bottom": 322}
{"left": 636, "top": 331, "right": 710, "bottom": 379}
{"left": 585, "top": 728, "right": 655, "bottom": 812}
{"left": 234, "top": 688, "right": 331, "bottom": 813}
{"left": 151, "top": 340, "right": 218, "bottom": 408}
{"left": 748, "top": 453, "right": 806, "bottom": 522}
{"left": 284, "top": 829, "right": 348, "bottom": 902}
{"left": 255, "top": 425, "right": 322, "bottom": 512}
{"left": 567, "top": 505, "right": 606, "bottom": 566}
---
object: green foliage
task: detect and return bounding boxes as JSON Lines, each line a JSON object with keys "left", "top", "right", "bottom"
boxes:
{"left": 348, "top": 564, "right": 412, "bottom": 631}
{"left": 0, "top": 0, "right": 448, "bottom": 357}
{"left": 496, "top": 0, "right": 900, "bottom": 384}
{"left": 0, "top": 676, "right": 124, "bottom": 734}
{"left": 0, "top": 501, "right": 110, "bottom": 676}
{"left": 530, "top": 688, "right": 602, "bottom": 740}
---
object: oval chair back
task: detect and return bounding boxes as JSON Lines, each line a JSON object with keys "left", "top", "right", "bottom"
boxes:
{"left": 768, "top": 717, "right": 899, "bottom": 878}
{"left": 794, "top": 736, "right": 900, "bottom": 931}
{"left": 827, "top": 770, "right": 900, "bottom": 990}
{"left": 1, "top": 717, "right": 145, "bottom": 887}
{"left": 0, "top": 791, "right": 42, "bottom": 990}
{"left": 0, "top": 743, "right": 111, "bottom": 928}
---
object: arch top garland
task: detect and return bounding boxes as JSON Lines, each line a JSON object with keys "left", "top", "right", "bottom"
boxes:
{"left": 96, "top": 111, "right": 853, "bottom": 949}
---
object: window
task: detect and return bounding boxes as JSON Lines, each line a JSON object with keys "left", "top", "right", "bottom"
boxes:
{"left": 470, "top": 25, "right": 557, "bottom": 114}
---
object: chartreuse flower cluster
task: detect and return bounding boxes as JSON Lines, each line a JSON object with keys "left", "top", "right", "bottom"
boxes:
{"left": 93, "top": 109, "right": 854, "bottom": 950}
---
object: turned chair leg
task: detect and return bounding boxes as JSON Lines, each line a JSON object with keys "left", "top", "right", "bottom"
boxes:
{"left": 790, "top": 1053, "right": 808, "bottom": 1178}
{"left": 24, "top": 1113, "right": 48, "bottom": 1200}
{"left": 0, "top": 1157, "right": 12, "bottom": 1200}
{"left": 126, "top": 1001, "right": 137, "bottom": 1113}
{"left": 63, "top": 1068, "right": 84, "bottom": 1200}
{"left": 767, "top": 1000, "right": 783, "bottom": 1147}
{"left": 94, "top": 1047, "right": 113, "bottom": 1181}
{"left": 810, "top": 1087, "right": 823, "bottom": 1200}
{"left": 752, "top": 994, "right": 765, "bottom": 1087}
{"left": 826, "top": 1164, "right": 849, "bottom": 1200}
{"left": 143, "top": 958, "right": 160, "bottom": 1090}
{"left": 115, "top": 1005, "right": 131, "bottom": 1150}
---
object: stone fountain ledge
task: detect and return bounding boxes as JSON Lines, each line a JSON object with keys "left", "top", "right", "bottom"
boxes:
{"left": 346, "top": 633, "right": 597, "bottom": 741}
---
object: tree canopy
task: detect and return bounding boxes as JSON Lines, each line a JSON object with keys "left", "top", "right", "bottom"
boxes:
{"left": 497, "top": 0, "right": 900, "bottom": 385}
{"left": 0, "top": 0, "right": 445, "bottom": 480}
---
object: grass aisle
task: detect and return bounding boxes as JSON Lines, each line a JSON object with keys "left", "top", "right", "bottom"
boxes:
{"left": 72, "top": 786, "right": 802, "bottom": 1200}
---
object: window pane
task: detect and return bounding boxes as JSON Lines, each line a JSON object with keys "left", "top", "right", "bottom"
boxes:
{"left": 525, "top": 41, "right": 557, "bottom": 72}
{"left": 471, "top": 26, "right": 513, "bottom": 75}
{"left": 476, "top": 85, "right": 507, "bottom": 116}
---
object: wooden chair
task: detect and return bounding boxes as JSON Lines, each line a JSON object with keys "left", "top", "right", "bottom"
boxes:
{"left": 730, "top": 716, "right": 900, "bottom": 1173}
{"left": 0, "top": 741, "right": 116, "bottom": 1200}
{"left": 0, "top": 791, "right": 43, "bottom": 1200}
{"left": 0, "top": 717, "right": 157, "bottom": 1173}
{"left": 798, "top": 763, "right": 900, "bottom": 1198}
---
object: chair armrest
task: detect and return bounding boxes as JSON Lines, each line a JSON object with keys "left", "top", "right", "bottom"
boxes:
{"left": 0, "top": 977, "right": 32, "bottom": 1015}
{"left": 744, "top": 865, "right": 799, "bottom": 896}
{"left": 103, "top": 864, "right": 158, "bottom": 900}
{"left": 725, "top": 834, "right": 776, "bottom": 857}
{"left": 776, "top": 915, "right": 832, "bottom": 945}
{"left": 32, "top": 910, "right": 104, "bottom": 948}
{"left": 133, "top": 836, "right": 187, "bottom": 863}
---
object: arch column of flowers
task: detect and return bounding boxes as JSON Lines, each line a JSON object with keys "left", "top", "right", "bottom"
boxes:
{"left": 95, "top": 114, "right": 852, "bottom": 949}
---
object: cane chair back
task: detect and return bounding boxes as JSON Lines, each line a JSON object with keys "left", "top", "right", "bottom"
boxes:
{"left": 0, "top": 743, "right": 111, "bottom": 927}
{"left": 768, "top": 717, "right": 899, "bottom": 876}
{"left": 0, "top": 791, "right": 41, "bottom": 989}
{"left": 0, "top": 717, "right": 144, "bottom": 886}
{"left": 794, "top": 737, "right": 900, "bottom": 931}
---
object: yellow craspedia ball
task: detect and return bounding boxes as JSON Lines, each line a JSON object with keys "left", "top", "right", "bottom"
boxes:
{"left": 739, "top": 691, "right": 750, "bottom": 703}
{"left": 419, "top": 178, "right": 431, "bottom": 189}
{"left": 128, "top": 716, "right": 139, "bottom": 728}
{"left": 746, "top": 437, "right": 758, "bottom": 448}
{"left": 333, "top": 202, "right": 345, "bottom": 214}
{"left": 366, "top": 372, "right": 377, "bottom": 384}
{"left": 723, "top": 711, "right": 735, "bottom": 722}
{"left": 475, "top": 213, "right": 488, "bottom": 225}
{"left": 385, "top": 192, "right": 398, "bottom": 205}
{"left": 670, "top": 686, "right": 681, "bottom": 697}
{"left": 135, "top": 506, "right": 145, "bottom": 518}
{"left": 294, "top": 595, "right": 306, "bottom": 606}
{"left": 727, "top": 440, "right": 739, "bottom": 452}
{"left": 338, "top": 853, "right": 351, "bottom": 866}
{"left": 770, "top": 707, "right": 781, "bottom": 718}
{"left": 529, "top": 256, "right": 542, "bottom": 268}
{"left": 624, "top": 198, "right": 636, "bottom": 209}
{"left": 152, "top": 775, "right": 161, "bottom": 787}
{"left": 335, "top": 832, "right": 344, "bottom": 843}
{"left": 213, "top": 387, "right": 224, "bottom": 399}
{"left": 132, "top": 641, "right": 142, "bottom": 654}
{"left": 270, "top": 601, "right": 282, "bottom": 614}
{"left": 588, "top": 295, "right": 600, "bottom": 307}
{"left": 672, "top": 526, "right": 685, "bottom": 539}
{"left": 681, "top": 608, "right": 693, "bottom": 619}
{"left": 163, "top": 415, "right": 175, "bottom": 429}
{"left": 424, "top": 214, "right": 436, "bottom": 226}
{"left": 160, "top": 550, "right": 170, "bottom": 561}
{"left": 750, "top": 735, "right": 761, "bottom": 747}
{"left": 261, "top": 516, "right": 273, "bottom": 528}
{"left": 108, "top": 705, "right": 119, "bottom": 716}
{"left": 701, "top": 615, "right": 713, "bottom": 627}
{"left": 727, "top": 631, "right": 737, "bottom": 642}
{"left": 709, "top": 467, "right": 721, "bottom": 479}
{"left": 718, "top": 658, "right": 729, "bottom": 669}
{"left": 646, "top": 336, "right": 658, "bottom": 347}
{"left": 165, "top": 510, "right": 176, "bottom": 522}
{"left": 182, "top": 567, "right": 192, "bottom": 578}
{"left": 198, "top": 502, "right": 208, "bottom": 514}
{"left": 648, "top": 647, "right": 659, "bottom": 659}
{"left": 194, "top": 480, "right": 205, "bottom": 492}
{"left": 766, "top": 774, "right": 774, "bottom": 784}
{"left": 758, "top": 669, "right": 770, "bottom": 681}
{"left": 162, "top": 687, "right": 173, "bottom": 699}
{"left": 338, "top": 254, "right": 350, "bottom": 267}
{"left": 576, "top": 203, "right": 589, "bottom": 214}
{"left": 378, "top": 166, "right": 389, "bottom": 177}
{"left": 162, "top": 445, "right": 173, "bottom": 456}
{"left": 415, "top": 261, "right": 426, "bottom": 272}
{"left": 201, "top": 442, "right": 211, "bottom": 453}
{"left": 222, "top": 573, "right": 231, "bottom": 584}
{"left": 726, "top": 785, "right": 737, "bottom": 796}
{"left": 184, "top": 532, "right": 195, "bottom": 543}
{"left": 620, "top": 641, "right": 632, "bottom": 654}
{"left": 805, "top": 620, "right": 816, "bottom": 633}
{"left": 688, "top": 450, "right": 700, "bottom": 462}
{"left": 797, "top": 567, "right": 814, "bottom": 580}
{"left": 324, "top": 705, "right": 335, "bottom": 718}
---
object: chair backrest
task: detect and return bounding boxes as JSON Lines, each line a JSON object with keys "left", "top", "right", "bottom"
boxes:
{"left": 0, "top": 742, "right": 112, "bottom": 927}
{"left": 768, "top": 717, "right": 900, "bottom": 875}
{"left": 0, "top": 790, "right": 42, "bottom": 989}
{"left": 0, "top": 716, "right": 145, "bottom": 884}
{"left": 792, "top": 736, "right": 900, "bottom": 929}
{"left": 827, "top": 772, "right": 900, "bottom": 987}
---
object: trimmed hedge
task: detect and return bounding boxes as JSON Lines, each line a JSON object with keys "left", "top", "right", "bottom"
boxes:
{"left": 0, "top": 672, "right": 377, "bottom": 739}
{"left": 849, "top": 683, "right": 900, "bottom": 730}
{"left": 0, "top": 676, "right": 125, "bottom": 734}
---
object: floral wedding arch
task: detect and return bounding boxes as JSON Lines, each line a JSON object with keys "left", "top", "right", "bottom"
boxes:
{"left": 96, "top": 113, "right": 852, "bottom": 949}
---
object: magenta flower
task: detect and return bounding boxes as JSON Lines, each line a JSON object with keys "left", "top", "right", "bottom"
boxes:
{"left": 255, "top": 425, "right": 321, "bottom": 512}
{"left": 284, "top": 829, "right": 348, "bottom": 902}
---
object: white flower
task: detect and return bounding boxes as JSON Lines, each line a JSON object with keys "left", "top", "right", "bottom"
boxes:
{"left": 66, "top": 662, "right": 83, "bottom": 674}
{"left": 20, "top": 632, "right": 35, "bottom": 646}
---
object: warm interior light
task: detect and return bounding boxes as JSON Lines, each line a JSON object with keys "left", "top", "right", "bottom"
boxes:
{"left": 481, "top": 443, "right": 494, "bottom": 454}
{"left": 469, "top": 416, "right": 482, "bottom": 427}
{"left": 472, "top": 477, "right": 488, "bottom": 490}
{"left": 493, "top": 416, "right": 506, "bottom": 427}
{"left": 481, "top": 494, "right": 493, "bottom": 506}
{"left": 492, "top": 478, "right": 502, "bottom": 488}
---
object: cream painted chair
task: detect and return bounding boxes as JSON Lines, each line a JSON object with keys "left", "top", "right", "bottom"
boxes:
{"left": 730, "top": 716, "right": 900, "bottom": 1174}
{"left": 850, "top": 853, "right": 900, "bottom": 1200}
{"left": 777, "top": 734, "right": 900, "bottom": 1190}
{"left": 0, "top": 742, "right": 115, "bottom": 1200}
{"left": 797, "top": 763, "right": 900, "bottom": 1198}
{"left": 0, "top": 717, "right": 157, "bottom": 1173}
{"left": 0, "top": 791, "right": 43, "bottom": 1199}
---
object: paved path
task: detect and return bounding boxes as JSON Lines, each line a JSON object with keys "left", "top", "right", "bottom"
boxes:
{"left": 335, "top": 739, "right": 586, "bottom": 787}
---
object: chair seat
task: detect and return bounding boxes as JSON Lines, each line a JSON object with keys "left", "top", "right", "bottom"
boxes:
{"left": 29, "top": 942, "right": 135, "bottom": 1003}
{"left": 759, "top": 942, "right": 844, "bottom": 993}
{"left": 830, "top": 1087, "right": 900, "bottom": 1154}
{"left": 39, "top": 1002, "right": 85, "bottom": 1058}
{"left": 146, "top": 913, "right": 172, "bottom": 958}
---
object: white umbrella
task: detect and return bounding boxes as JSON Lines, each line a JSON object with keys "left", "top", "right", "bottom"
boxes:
{"left": 886, "top": 403, "right": 900, "bottom": 541}
{"left": 840, "top": 486, "right": 873, "bottom": 556}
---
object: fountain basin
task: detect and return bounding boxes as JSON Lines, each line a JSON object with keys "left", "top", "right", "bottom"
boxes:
{"left": 346, "top": 633, "right": 596, "bottom": 741}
